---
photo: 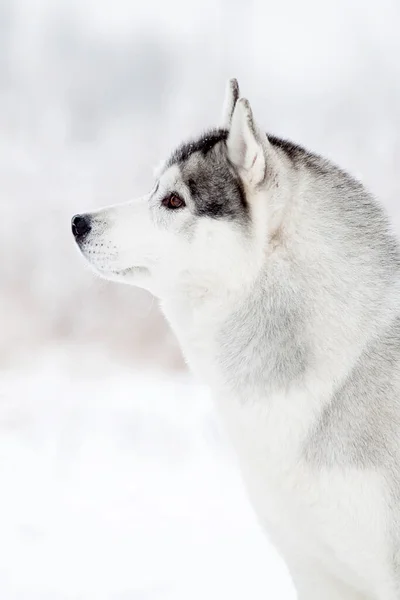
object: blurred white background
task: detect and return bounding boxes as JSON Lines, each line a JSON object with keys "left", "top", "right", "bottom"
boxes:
{"left": 1, "top": 0, "right": 400, "bottom": 597}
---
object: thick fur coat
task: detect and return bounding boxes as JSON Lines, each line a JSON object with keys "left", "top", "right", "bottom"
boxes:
{"left": 72, "top": 80, "right": 400, "bottom": 599}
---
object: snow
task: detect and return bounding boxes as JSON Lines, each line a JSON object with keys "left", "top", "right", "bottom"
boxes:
{"left": 0, "top": 353, "right": 296, "bottom": 599}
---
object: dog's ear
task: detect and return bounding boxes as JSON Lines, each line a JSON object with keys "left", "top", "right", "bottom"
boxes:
{"left": 227, "top": 98, "right": 271, "bottom": 188}
{"left": 221, "top": 78, "right": 240, "bottom": 128}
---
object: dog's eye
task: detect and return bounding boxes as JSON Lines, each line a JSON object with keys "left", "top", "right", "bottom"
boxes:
{"left": 161, "top": 193, "right": 185, "bottom": 210}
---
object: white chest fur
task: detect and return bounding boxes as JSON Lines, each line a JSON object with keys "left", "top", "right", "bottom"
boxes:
{"left": 162, "top": 299, "right": 394, "bottom": 598}
{"left": 216, "top": 393, "right": 392, "bottom": 597}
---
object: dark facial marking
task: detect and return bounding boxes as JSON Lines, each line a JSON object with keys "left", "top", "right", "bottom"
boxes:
{"left": 162, "top": 128, "right": 249, "bottom": 221}
{"left": 182, "top": 148, "right": 249, "bottom": 221}
{"left": 166, "top": 128, "right": 229, "bottom": 168}
{"left": 187, "top": 178, "right": 197, "bottom": 197}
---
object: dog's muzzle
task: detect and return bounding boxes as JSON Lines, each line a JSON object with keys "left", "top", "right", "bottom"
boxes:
{"left": 71, "top": 214, "right": 91, "bottom": 241}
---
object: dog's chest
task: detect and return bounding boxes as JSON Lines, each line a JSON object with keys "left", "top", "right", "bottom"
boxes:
{"left": 218, "top": 396, "right": 389, "bottom": 593}
{"left": 164, "top": 303, "right": 390, "bottom": 590}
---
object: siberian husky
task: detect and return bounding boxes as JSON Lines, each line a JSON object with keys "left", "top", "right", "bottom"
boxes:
{"left": 72, "top": 79, "right": 400, "bottom": 599}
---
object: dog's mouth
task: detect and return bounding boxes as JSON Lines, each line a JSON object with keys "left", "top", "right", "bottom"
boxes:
{"left": 79, "top": 248, "right": 150, "bottom": 280}
{"left": 73, "top": 224, "right": 151, "bottom": 281}
{"left": 112, "top": 266, "right": 150, "bottom": 277}
{"left": 78, "top": 245, "right": 150, "bottom": 278}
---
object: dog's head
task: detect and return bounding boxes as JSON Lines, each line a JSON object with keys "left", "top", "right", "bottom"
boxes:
{"left": 72, "top": 80, "right": 286, "bottom": 299}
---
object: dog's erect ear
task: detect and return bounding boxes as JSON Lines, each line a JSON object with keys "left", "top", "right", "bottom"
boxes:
{"left": 221, "top": 78, "right": 240, "bottom": 128}
{"left": 227, "top": 98, "right": 271, "bottom": 188}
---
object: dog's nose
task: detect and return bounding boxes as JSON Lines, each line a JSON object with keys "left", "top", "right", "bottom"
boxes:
{"left": 71, "top": 214, "right": 91, "bottom": 239}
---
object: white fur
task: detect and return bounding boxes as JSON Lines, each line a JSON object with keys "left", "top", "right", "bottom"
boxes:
{"left": 227, "top": 98, "right": 267, "bottom": 187}
{"left": 73, "top": 80, "right": 400, "bottom": 599}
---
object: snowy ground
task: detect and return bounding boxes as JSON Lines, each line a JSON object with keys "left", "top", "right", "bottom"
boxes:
{"left": 0, "top": 351, "right": 295, "bottom": 599}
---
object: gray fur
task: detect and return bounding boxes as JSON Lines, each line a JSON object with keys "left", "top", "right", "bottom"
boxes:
{"left": 74, "top": 84, "right": 400, "bottom": 598}
{"left": 218, "top": 260, "right": 309, "bottom": 394}
{"left": 164, "top": 129, "right": 248, "bottom": 221}
{"left": 165, "top": 128, "right": 229, "bottom": 167}
{"left": 304, "top": 317, "right": 400, "bottom": 470}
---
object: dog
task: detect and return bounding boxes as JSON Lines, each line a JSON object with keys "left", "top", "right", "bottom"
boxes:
{"left": 72, "top": 79, "right": 400, "bottom": 599}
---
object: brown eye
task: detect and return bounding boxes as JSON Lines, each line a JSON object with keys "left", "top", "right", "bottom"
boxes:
{"left": 162, "top": 193, "right": 185, "bottom": 209}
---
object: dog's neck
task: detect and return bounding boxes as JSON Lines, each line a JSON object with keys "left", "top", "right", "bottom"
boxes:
{"left": 161, "top": 241, "right": 400, "bottom": 409}
{"left": 160, "top": 262, "right": 310, "bottom": 398}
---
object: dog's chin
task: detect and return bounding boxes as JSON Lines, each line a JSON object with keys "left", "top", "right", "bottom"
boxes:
{"left": 111, "top": 266, "right": 150, "bottom": 281}
{"left": 87, "top": 262, "right": 150, "bottom": 286}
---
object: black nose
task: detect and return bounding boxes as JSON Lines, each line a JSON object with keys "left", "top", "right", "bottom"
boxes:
{"left": 71, "top": 214, "right": 91, "bottom": 239}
